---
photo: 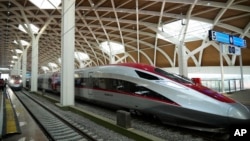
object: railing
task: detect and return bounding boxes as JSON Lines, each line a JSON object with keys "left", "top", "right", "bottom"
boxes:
{"left": 201, "top": 78, "right": 242, "bottom": 93}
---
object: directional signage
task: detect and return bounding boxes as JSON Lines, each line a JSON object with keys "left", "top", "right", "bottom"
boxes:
{"left": 221, "top": 44, "right": 241, "bottom": 55}
{"left": 209, "top": 30, "right": 246, "bottom": 48}
{"left": 232, "top": 36, "right": 246, "bottom": 47}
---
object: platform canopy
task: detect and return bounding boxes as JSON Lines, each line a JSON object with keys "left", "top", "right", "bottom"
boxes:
{"left": 0, "top": 0, "right": 250, "bottom": 73}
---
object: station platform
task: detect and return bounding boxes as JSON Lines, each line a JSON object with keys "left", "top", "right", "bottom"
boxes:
{"left": 0, "top": 87, "right": 48, "bottom": 140}
{"left": 225, "top": 89, "right": 250, "bottom": 106}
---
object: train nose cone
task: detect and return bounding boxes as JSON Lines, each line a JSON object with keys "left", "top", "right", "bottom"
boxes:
{"left": 227, "top": 104, "right": 250, "bottom": 126}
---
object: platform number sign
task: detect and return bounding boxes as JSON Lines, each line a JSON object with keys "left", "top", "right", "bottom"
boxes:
{"left": 209, "top": 30, "right": 246, "bottom": 48}
{"left": 222, "top": 45, "right": 241, "bottom": 55}
{"left": 229, "top": 46, "right": 235, "bottom": 54}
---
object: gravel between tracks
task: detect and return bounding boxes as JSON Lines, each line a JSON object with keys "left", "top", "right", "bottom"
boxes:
{"left": 75, "top": 100, "right": 205, "bottom": 141}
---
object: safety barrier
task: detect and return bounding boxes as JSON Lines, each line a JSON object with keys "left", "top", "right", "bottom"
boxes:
{"left": 201, "top": 78, "right": 242, "bottom": 93}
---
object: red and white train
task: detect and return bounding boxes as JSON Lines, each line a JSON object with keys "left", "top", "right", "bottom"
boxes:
{"left": 8, "top": 75, "right": 23, "bottom": 91}
{"left": 37, "top": 63, "right": 250, "bottom": 132}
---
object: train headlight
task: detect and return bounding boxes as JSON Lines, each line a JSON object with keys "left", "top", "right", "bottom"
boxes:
{"left": 9, "top": 79, "right": 14, "bottom": 84}
{"left": 19, "top": 80, "right": 22, "bottom": 83}
{"left": 228, "top": 104, "right": 250, "bottom": 120}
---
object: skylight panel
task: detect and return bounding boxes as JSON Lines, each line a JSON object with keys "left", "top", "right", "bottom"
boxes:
{"left": 158, "top": 19, "right": 212, "bottom": 42}
{"left": 100, "top": 41, "right": 125, "bottom": 55}
{"left": 58, "top": 58, "right": 61, "bottom": 64}
{"left": 12, "top": 56, "right": 18, "bottom": 59}
{"left": 74, "top": 52, "right": 90, "bottom": 61}
{"left": 41, "top": 66, "right": 49, "bottom": 71}
{"left": 14, "top": 40, "right": 30, "bottom": 46}
{"left": 18, "top": 24, "right": 39, "bottom": 34}
{"left": 29, "top": 0, "right": 61, "bottom": 9}
{"left": 48, "top": 62, "right": 58, "bottom": 68}
{"left": 15, "top": 49, "right": 23, "bottom": 54}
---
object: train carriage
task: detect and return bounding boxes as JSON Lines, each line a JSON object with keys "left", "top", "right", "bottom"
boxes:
{"left": 37, "top": 63, "right": 250, "bottom": 132}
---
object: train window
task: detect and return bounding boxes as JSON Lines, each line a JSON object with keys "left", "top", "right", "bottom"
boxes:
{"left": 81, "top": 78, "right": 86, "bottom": 86}
{"left": 135, "top": 85, "right": 169, "bottom": 101}
{"left": 99, "top": 78, "right": 106, "bottom": 89}
{"left": 134, "top": 85, "right": 150, "bottom": 95}
{"left": 108, "top": 79, "right": 125, "bottom": 91}
{"left": 99, "top": 78, "right": 113, "bottom": 90}
{"left": 93, "top": 78, "right": 99, "bottom": 88}
{"left": 135, "top": 70, "right": 159, "bottom": 80}
{"left": 75, "top": 78, "right": 82, "bottom": 86}
{"left": 103, "top": 78, "right": 136, "bottom": 93}
{"left": 155, "top": 68, "right": 193, "bottom": 84}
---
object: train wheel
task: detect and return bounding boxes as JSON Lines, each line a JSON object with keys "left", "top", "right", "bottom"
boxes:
{"left": 129, "top": 109, "right": 143, "bottom": 116}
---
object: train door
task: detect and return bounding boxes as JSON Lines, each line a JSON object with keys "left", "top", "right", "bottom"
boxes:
{"left": 87, "top": 72, "right": 94, "bottom": 99}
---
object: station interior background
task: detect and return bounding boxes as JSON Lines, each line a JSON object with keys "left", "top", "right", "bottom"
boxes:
{"left": 0, "top": 0, "right": 250, "bottom": 93}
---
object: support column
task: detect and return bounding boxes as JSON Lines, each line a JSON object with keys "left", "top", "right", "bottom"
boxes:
{"left": 109, "top": 55, "right": 115, "bottom": 64}
{"left": 31, "top": 37, "right": 39, "bottom": 92}
{"left": 61, "top": 0, "right": 75, "bottom": 106}
{"left": 20, "top": 9, "right": 52, "bottom": 92}
{"left": 79, "top": 61, "right": 85, "bottom": 68}
{"left": 11, "top": 62, "right": 18, "bottom": 75}
{"left": 239, "top": 50, "right": 244, "bottom": 90}
{"left": 178, "top": 43, "right": 188, "bottom": 77}
{"left": 177, "top": 0, "right": 197, "bottom": 77}
{"left": 17, "top": 57, "right": 21, "bottom": 75}
{"left": 22, "top": 47, "right": 27, "bottom": 87}
{"left": 220, "top": 44, "right": 225, "bottom": 93}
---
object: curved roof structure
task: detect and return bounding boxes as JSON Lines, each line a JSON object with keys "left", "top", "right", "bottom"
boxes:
{"left": 0, "top": 0, "right": 250, "bottom": 73}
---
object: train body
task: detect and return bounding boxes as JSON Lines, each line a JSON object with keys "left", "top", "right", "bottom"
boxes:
{"left": 8, "top": 75, "right": 23, "bottom": 91}
{"left": 37, "top": 63, "right": 250, "bottom": 131}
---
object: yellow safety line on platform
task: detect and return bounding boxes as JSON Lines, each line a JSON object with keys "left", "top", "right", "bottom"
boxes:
{"left": 5, "top": 99, "right": 18, "bottom": 134}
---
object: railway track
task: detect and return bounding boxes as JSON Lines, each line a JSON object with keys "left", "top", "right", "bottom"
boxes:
{"left": 29, "top": 90, "right": 231, "bottom": 141}
{"left": 15, "top": 91, "right": 102, "bottom": 141}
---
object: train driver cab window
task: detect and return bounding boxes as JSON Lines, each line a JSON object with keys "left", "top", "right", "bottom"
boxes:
{"left": 154, "top": 68, "right": 193, "bottom": 84}
{"left": 135, "top": 70, "right": 159, "bottom": 80}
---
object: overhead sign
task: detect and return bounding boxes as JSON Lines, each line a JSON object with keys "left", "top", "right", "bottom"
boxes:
{"left": 232, "top": 36, "right": 246, "bottom": 47}
{"left": 221, "top": 44, "right": 241, "bottom": 55}
{"left": 209, "top": 30, "right": 246, "bottom": 48}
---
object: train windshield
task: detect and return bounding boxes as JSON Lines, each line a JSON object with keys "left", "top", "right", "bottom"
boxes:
{"left": 10, "top": 75, "right": 21, "bottom": 80}
{"left": 154, "top": 68, "right": 193, "bottom": 84}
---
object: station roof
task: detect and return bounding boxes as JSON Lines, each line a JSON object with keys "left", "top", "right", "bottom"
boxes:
{"left": 0, "top": 0, "right": 250, "bottom": 73}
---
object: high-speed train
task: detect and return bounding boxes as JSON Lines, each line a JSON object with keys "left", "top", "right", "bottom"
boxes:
{"left": 37, "top": 63, "right": 250, "bottom": 132}
{"left": 8, "top": 75, "right": 23, "bottom": 91}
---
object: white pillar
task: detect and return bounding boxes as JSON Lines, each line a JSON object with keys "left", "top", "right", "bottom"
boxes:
{"left": 31, "top": 37, "right": 39, "bottom": 92}
{"left": 239, "top": 50, "right": 244, "bottom": 90}
{"left": 11, "top": 62, "right": 18, "bottom": 75}
{"left": 79, "top": 61, "right": 84, "bottom": 68}
{"left": 178, "top": 43, "right": 188, "bottom": 77}
{"left": 22, "top": 47, "right": 27, "bottom": 87}
{"left": 20, "top": 8, "right": 52, "bottom": 91}
{"left": 109, "top": 55, "right": 115, "bottom": 64}
{"left": 220, "top": 44, "right": 225, "bottom": 93}
{"left": 61, "top": 0, "right": 75, "bottom": 106}
{"left": 17, "top": 58, "right": 21, "bottom": 75}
